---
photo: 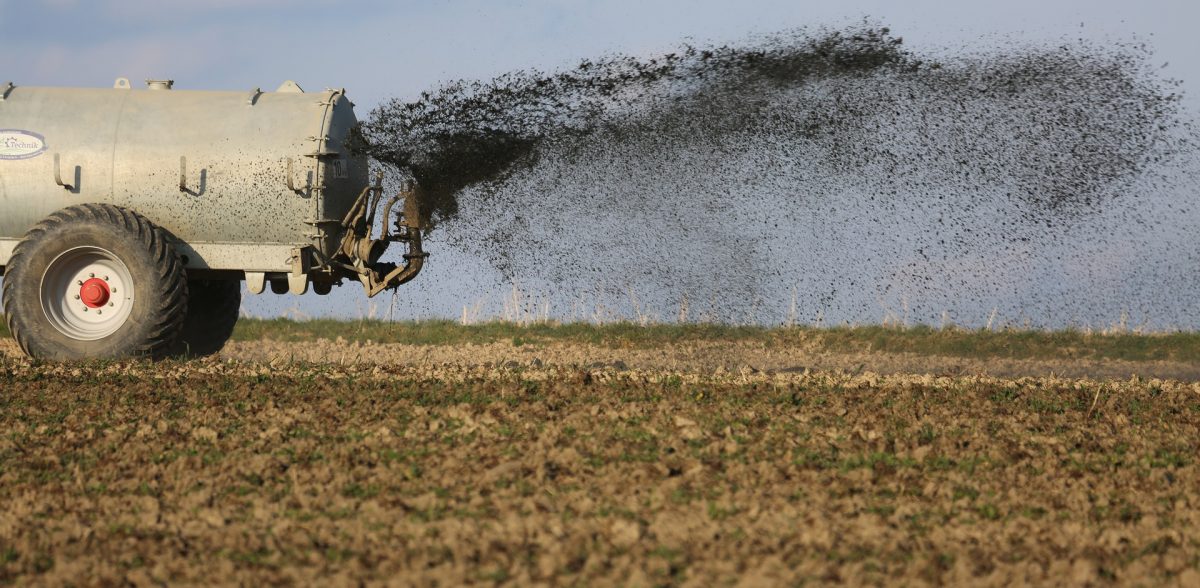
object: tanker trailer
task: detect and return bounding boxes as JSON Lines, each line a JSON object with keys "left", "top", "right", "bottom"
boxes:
{"left": 0, "top": 78, "right": 426, "bottom": 360}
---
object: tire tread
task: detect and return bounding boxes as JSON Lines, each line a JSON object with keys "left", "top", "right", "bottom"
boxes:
{"left": 2, "top": 204, "right": 187, "bottom": 359}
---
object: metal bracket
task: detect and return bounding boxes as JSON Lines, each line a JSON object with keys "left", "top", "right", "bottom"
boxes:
{"left": 53, "top": 154, "right": 74, "bottom": 190}
{"left": 178, "top": 156, "right": 205, "bottom": 195}
{"left": 317, "top": 89, "right": 344, "bottom": 106}
{"left": 287, "top": 273, "right": 309, "bottom": 295}
{"left": 0, "top": 82, "right": 13, "bottom": 101}
{"left": 288, "top": 246, "right": 311, "bottom": 295}
{"left": 285, "top": 158, "right": 310, "bottom": 193}
{"left": 247, "top": 87, "right": 262, "bottom": 106}
{"left": 179, "top": 156, "right": 188, "bottom": 192}
{"left": 290, "top": 246, "right": 312, "bottom": 276}
{"left": 245, "top": 272, "right": 266, "bottom": 295}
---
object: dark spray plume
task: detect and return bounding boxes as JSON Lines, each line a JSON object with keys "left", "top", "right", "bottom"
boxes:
{"left": 355, "top": 27, "right": 910, "bottom": 225}
{"left": 357, "top": 25, "right": 1198, "bottom": 327}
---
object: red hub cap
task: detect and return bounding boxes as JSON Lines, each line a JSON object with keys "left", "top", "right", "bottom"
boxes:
{"left": 80, "top": 278, "right": 111, "bottom": 309}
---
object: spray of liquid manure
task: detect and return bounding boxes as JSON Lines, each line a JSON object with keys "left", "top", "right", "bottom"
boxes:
{"left": 356, "top": 25, "right": 1200, "bottom": 328}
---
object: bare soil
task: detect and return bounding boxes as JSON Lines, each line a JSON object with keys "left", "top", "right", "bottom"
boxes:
{"left": 0, "top": 337, "right": 1198, "bottom": 586}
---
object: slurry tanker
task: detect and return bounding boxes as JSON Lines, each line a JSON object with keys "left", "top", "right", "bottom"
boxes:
{"left": 0, "top": 79, "right": 426, "bottom": 360}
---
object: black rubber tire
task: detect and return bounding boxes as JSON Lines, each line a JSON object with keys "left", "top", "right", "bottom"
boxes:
{"left": 170, "top": 279, "right": 241, "bottom": 357}
{"left": 1, "top": 204, "right": 188, "bottom": 360}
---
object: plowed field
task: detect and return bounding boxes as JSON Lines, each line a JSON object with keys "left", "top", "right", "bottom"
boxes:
{"left": 0, "top": 328, "right": 1198, "bottom": 586}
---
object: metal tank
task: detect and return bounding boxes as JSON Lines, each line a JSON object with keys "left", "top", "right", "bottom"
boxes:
{"left": 0, "top": 79, "right": 427, "bottom": 360}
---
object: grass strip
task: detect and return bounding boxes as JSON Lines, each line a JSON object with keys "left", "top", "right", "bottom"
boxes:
{"left": 231, "top": 318, "right": 1200, "bottom": 363}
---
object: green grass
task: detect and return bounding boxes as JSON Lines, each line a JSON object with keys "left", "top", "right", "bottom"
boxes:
{"left": 229, "top": 319, "right": 1200, "bottom": 364}
{"left": 2, "top": 311, "right": 1196, "bottom": 363}
{"left": 232, "top": 318, "right": 771, "bottom": 348}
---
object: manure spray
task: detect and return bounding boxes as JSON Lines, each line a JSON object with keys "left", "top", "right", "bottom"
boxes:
{"left": 356, "top": 25, "right": 1199, "bottom": 328}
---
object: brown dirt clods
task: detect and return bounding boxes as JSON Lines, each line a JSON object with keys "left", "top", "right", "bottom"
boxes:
{"left": 0, "top": 333, "right": 1198, "bottom": 585}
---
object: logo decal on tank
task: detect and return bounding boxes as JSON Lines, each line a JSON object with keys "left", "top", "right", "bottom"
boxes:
{"left": 0, "top": 129, "right": 47, "bottom": 160}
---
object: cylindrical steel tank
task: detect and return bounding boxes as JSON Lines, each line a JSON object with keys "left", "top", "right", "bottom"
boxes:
{"left": 0, "top": 79, "right": 368, "bottom": 273}
{"left": 0, "top": 78, "right": 426, "bottom": 361}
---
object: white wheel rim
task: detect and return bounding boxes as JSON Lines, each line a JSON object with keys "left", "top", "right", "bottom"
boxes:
{"left": 39, "top": 246, "right": 135, "bottom": 341}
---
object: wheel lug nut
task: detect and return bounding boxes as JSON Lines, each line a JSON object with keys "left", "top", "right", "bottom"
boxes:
{"left": 74, "top": 295, "right": 81, "bottom": 300}
{"left": 97, "top": 310, "right": 102, "bottom": 315}
{"left": 104, "top": 276, "right": 109, "bottom": 281}
{"left": 109, "top": 302, "right": 114, "bottom": 307}
{"left": 77, "top": 280, "right": 83, "bottom": 286}
{"left": 89, "top": 273, "right": 94, "bottom": 278}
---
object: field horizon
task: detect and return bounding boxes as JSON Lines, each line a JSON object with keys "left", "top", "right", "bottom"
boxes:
{"left": 227, "top": 318, "right": 1200, "bottom": 366}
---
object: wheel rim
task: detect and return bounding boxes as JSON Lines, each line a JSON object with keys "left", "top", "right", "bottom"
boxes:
{"left": 39, "top": 246, "right": 135, "bottom": 341}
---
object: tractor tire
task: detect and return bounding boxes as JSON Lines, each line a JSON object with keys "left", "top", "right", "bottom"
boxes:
{"left": 1, "top": 203, "right": 188, "bottom": 360}
{"left": 170, "top": 279, "right": 241, "bottom": 357}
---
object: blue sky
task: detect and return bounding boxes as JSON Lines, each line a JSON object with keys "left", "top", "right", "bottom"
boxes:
{"left": 4, "top": 1, "right": 1197, "bottom": 109}
{"left": 3, "top": 1, "right": 1197, "bottom": 323}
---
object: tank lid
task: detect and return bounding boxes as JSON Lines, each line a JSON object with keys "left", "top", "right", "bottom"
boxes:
{"left": 146, "top": 79, "right": 174, "bottom": 90}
